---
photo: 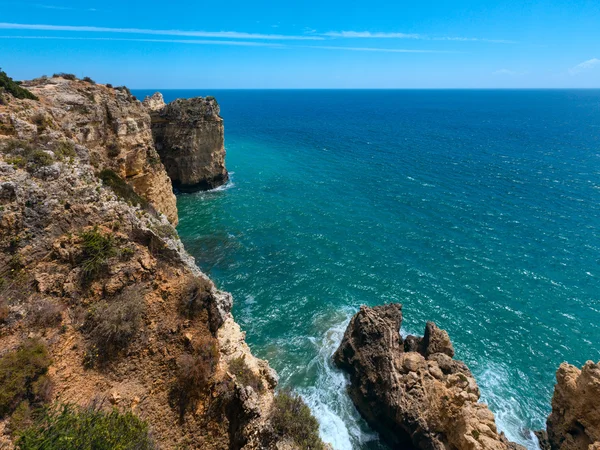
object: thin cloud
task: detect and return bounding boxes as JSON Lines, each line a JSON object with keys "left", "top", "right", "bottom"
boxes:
{"left": 1, "top": 35, "right": 452, "bottom": 53}
{"left": 304, "top": 45, "right": 455, "bottom": 53}
{"left": 433, "top": 37, "right": 517, "bottom": 44}
{"left": 0, "top": 35, "right": 286, "bottom": 48}
{"left": 322, "top": 31, "right": 421, "bottom": 39}
{"left": 569, "top": 58, "right": 600, "bottom": 75}
{"left": 323, "top": 30, "right": 516, "bottom": 43}
{"left": 33, "top": 4, "right": 97, "bottom": 11}
{"left": 0, "top": 22, "right": 323, "bottom": 40}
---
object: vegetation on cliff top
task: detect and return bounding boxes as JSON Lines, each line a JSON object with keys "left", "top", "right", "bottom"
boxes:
{"left": 0, "top": 70, "right": 38, "bottom": 101}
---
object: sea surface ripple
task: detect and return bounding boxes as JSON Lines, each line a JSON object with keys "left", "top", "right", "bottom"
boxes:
{"left": 134, "top": 89, "right": 600, "bottom": 450}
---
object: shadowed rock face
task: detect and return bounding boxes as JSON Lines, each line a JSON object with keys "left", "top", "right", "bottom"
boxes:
{"left": 334, "top": 304, "right": 525, "bottom": 450}
{"left": 145, "top": 93, "right": 229, "bottom": 193}
{"left": 544, "top": 361, "right": 600, "bottom": 450}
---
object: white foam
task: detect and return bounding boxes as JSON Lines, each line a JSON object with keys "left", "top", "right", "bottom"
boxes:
{"left": 298, "top": 312, "right": 381, "bottom": 450}
{"left": 477, "top": 363, "right": 542, "bottom": 450}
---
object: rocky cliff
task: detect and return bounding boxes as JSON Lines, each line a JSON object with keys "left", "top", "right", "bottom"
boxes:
{"left": 145, "top": 93, "right": 229, "bottom": 192}
{"left": 334, "top": 304, "right": 524, "bottom": 450}
{"left": 0, "top": 75, "right": 322, "bottom": 449}
{"left": 1, "top": 76, "right": 178, "bottom": 224}
{"left": 539, "top": 361, "right": 600, "bottom": 450}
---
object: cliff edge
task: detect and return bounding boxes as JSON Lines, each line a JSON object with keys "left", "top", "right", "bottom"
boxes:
{"left": 0, "top": 74, "right": 323, "bottom": 449}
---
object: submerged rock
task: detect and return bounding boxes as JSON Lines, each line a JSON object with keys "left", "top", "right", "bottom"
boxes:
{"left": 146, "top": 94, "right": 228, "bottom": 192}
{"left": 545, "top": 361, "right": 600, "bottom": 450}
{"left": 333, "top": 304, "right": 525, "bottom": 450}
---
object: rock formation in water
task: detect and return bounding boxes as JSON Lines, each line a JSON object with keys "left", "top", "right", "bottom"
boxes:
{"left": 0, "top": 74, "right": 322, "bottom": 449}
{"left": 333, "top": 304, "right": 525, "bottom": 450}
{"left": 144, "top": 92, "right": 229, "bottom": 192}
{"left": 538, "top": 361, "right": 600, "bottom": 450}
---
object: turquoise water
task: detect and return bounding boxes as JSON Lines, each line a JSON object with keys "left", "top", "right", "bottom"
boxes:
{"left": 136, "top": 89, "right": 600, "bottom": 450}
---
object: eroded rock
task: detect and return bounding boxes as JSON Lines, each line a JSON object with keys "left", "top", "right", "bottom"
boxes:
{"left": 147, "top": 95, "right": 228, "bottom": 192}
{"left": 545, "top": 361, "right": 600, "bottom": 450}
{"left": 333, "top": 304, "right": 524, "bottom": 450}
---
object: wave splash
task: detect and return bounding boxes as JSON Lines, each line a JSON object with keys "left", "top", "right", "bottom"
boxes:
{"left": 298, "top": 313, "right": 383, "bottom": 450}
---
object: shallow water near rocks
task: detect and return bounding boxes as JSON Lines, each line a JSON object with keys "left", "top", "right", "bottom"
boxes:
{"left": 135, "top": 89, "right": 600, "bottom": 450}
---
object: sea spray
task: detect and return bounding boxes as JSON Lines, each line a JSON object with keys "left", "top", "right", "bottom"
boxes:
{"left": 298, "top": 312, "right": 384, "bottom": 449}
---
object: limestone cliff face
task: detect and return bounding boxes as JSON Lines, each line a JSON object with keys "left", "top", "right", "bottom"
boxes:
{"left": 145, "top": 93, "right": 229, "bottom": 192}
{"left": 0, "top": 77, "right": 178, "bottom": 224}
{"left": 334, "top": 304, "right": 524, "bottom": 450}
{"left": 543, "top": 361, "right": 600, "bottom": 450}
{"left": 0, "top": 76, "right": 297, "bottom": 449}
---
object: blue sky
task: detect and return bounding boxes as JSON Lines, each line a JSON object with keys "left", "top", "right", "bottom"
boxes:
{"left": 0, "top": 0, "right": 599, "bottom": 88}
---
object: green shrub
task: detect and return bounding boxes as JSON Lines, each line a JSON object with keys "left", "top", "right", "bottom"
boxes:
{"left": 174, "top": 336, "right": 219, "bottom": 415}
{"left": 98, "top": 169, "right": 149, "bottom": 210}
{"left": 84, "top": 288, "right": 145, "bottom": 364}
{"left": 78, "top": 227, "right": 116, "bottom": 283}
{"left": 82, "top": 76, "right": 95, "bottom": 84}
{"left": 271, "top": 390, "right": 324, "bottom": 450}
{"left": 16, "top": 404, "right": 156, "bottom": 449}
{"left": 0, "top": 70, "right": 38, "bottom": 100}
{"left": 1, "top": 140, "right": 54, "bottom": 172}
{"left": 0, "top": 340, "right": 51, "bottom": 418}
{"left": 32, "top": 112, "right": 51, "bottom": 133}
{"left": 205, "top": 96, "right": 218, "bottom": 105}
{"left": 229, "top": 355, "right": 264, "bottom": 393}
{"left": 53, "top": 140, "right": 76, "bottom": 160}
{"left": 53, "top": 73, "right": 77, "bottom": 81}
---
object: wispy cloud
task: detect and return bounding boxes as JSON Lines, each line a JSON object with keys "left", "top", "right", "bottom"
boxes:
{"left": 433, "top": 37, "right": 517, "bottom": 44}
{"left": 0, "top": 35, "right": 450, "bottom": 53}
{"left": 0, "top": 22, "right": 323, "bottom": 40}
{"left": 569, "top": 58, "right": 600, "bottom": 75}
{"left": 322, "top": 31, "right": 422, "bottom": 39}
{"left": 33, "top": 4, "right": 97, "bottom": 11}
{"left": 322, "top": 30, "right": 516, "bottom": 43}
{"left": 305, "top": 45, "right": 454, "bottom": 53}
{"left": 0, "top": 35, "right": 286, "bottom": 48}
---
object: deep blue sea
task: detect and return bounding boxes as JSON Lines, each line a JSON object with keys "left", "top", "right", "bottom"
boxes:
{"left": 134, "top": 89, "right": 600, "bottom": 450}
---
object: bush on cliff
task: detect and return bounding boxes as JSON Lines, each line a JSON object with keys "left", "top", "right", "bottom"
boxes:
{"left": 52, "top": 73, "right": 77, "bottom": 81}
{"left": 229, "top": 355, "right": 264, "bottom": 393}
{"left": 1, "top": 140, "right": 55, "bottom": 172}
{"left": 16, "top": 404, "right": 156, "bottom": 449}
{"left": 83, "top": 287, "right": 145, "bottom": 365}
{"left": 78, "top": 227, "right": 116, "bottom": 283}
{"left": 174, "top": 335, "right": 219, "bottom": 416}
{"left": 0, "top": 70, "right": 38, "bottom": 101}
{"left": 0, "top": 340, "right": 52, "bottom": 418}
{"left": 179, "top": 276, "right": 213, "bottom": 319}
{"left": 271, "top": 390, "right": 324, "bottom": 450}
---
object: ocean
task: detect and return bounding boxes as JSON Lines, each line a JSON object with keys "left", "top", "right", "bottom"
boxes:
{"left": 134, "top": 89, "right": 600, "bottom": 450}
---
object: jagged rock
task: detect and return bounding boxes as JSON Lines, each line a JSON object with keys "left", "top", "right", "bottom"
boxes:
{"left": 545, "top": 361, "right": 600, "bottom": 450}
{"left": 142, "top": 92, "right": 166, "bottom": 112}
{"left": 147, "top": 96, "right": 228, "bottom": 192}
{"left": 334, "top": 304, "right": 525, "bottom": 450}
